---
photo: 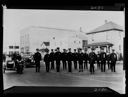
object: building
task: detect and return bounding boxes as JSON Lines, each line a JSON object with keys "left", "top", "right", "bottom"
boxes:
{"left": 86, "top": 21, "right": 124, "bottom": 59}
{"left": 20, "top": 26, "right": 87, "bottom": 53}
{"left": 6, "top": 45, "right": 20, "bottom": 56}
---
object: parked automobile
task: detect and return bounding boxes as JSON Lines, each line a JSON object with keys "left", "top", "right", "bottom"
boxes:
{"left": 3, "top": 56, "right": 16, "bottom": 73}
{"left": 23, "top": 54, "right": 35, "bottom": 68}
{"left": 16, "top": 59, "right": 24, "bottom": 74}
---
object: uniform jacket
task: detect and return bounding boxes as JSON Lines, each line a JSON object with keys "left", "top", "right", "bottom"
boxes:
{"left": 110, "top": 53, "right": 117, "bottom": 62}
{"left": 88, "top": 52, "right": 97, "bottom": 63}
{"left": 72, "top": 52, "right": 78, "bottom": 61}
{"left": 100, "top": 52, "right": 107, "bottom": 61}
{"left": 33, "top": 52, "right": 42, "bottom": 62}
{"left": 54, "top": 51, "right": 61, "bottom": 61}
{"left": 49, "top": 52, "right": 55, "bottom": 61}
{"left": 83, "top": 53, "right": 88, "bottom": 61}
{"left": 61, "top": 52, "right": 67, "bottom": 61}
{"left": 44, "top": 54, "right": 50, "bottom": 63}
{"left": 67, "top": 52, "right": 73, "bottom": 61}
{"left": 78, "top": 53, "right": 84, "bottom": 63}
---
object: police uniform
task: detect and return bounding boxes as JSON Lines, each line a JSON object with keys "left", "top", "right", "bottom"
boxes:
{"left": 61, "top": 50, "right": 67, "bottom": 70}
{"left": 83, "top": 52, "right": 88, "bottom": 69}
{"left": 54, "top": 49, "right": 61, "bottom": 72}
{"left": 106, "top": 53, "right": 111, "bottom": 69}
{"left": 96, "top": 53, "right": 101, "bottom": 69}
{"left": 89, "top": 49, "right": 96, "bottom": 74}
{"left": 78, "top": 50, "right": 84, "bottom": 72}
{"left": 33, "top": 50, "right": 42, "bottom": 72}
{"left": 49, "top": 51, "right": 55, "bottom": 69}
{"left": 100, "top": 51, "right": 107, "bottom": 72}
{"left": 72, "top": 50, "right": 78, "bottom": 70}
{"left": 67, "top": 49, "right": 73, "bottom": 72}
{"left": 44, "top": 53, "right": 50, "bottom": 72}
{"left": 110, "top": 51, "right": 117, "bottom": 72}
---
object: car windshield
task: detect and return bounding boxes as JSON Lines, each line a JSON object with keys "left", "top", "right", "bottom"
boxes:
{"left": 6, "top": 56, "right": 12, "bottom": 61}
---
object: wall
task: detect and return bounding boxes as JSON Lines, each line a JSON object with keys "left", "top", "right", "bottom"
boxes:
{"left": 20, "top": 26, "right": 85, "bottom": 53}
{"left": 86, "top": 30, "right": 124, "bottom": 56}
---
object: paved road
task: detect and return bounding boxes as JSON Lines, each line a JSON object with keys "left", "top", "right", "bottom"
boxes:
{"left": 3, "top": 61, "right": 125, "bottom": 94}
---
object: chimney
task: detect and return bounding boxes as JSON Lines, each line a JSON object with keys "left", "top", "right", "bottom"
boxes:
{"left": 105, "top": 20, "right": 108, "bottom": 23}
{"left": 80, "top": 27, "right": 82, "bottom": 32}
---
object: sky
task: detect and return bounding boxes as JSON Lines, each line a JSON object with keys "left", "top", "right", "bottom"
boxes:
{"left": 3, "top": 8, "right": 125, "bottom": 51}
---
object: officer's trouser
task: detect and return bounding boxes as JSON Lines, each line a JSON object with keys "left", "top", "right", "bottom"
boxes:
{"left": 35, "top": 61, "right": 40, "bottom": 72}
{"left": 90, "top": 62, "right": 94, "bottom": 73}
{"left": 51, "top": 61, "right": 54, "bottom": 69}
{"left": 68, "top": 61, "right": 72, "bottom": 72}
{"left": 63, "top": 60, "right": 67, "bottom": 70}
{"left": 84, "top": 60, "right": 88, "bottom": 69}
{"left": 107, "top": 60, "right": 110, "bottom": 69}
{"left": 45, "top": 62, "right": 50, "bottom": 72}
{"left": 79, "top": 61, "right": 83, "bottom": 71}
{"left": 56, "top": 61, "right": 60, "bottom": 72}
{"left": 101, "top": 61, "right": 106, "bottom": 72}
{"left": 74, "top": 61, "right": 77, "bottom": 69}
{"left": 97, "top": 60, "right": 100, "bottom": 69}
{"left": 111, "top": 61, "right": 116, "bottom": 72}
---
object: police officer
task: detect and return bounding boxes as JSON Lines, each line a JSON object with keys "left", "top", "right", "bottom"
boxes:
{"left": 72, "top": 49, "right": 78, "bottom": 70}
{"left": 61, "top": 49, "right": 67, "bottom": 70}
{"left": 33, "top": 48, "right": 42, "bottom": 72}
{"left": 3, "top": 54, "right": 6, "bottom": 62}
{"left": 83, "top": 49, "right": 88, "bottom": 69}
{"left": 100, "top": 48, "right": 107, "bottom": 72}
{"left": 97, "top": 51, "right": 101, "bottom": 69}
{"left": 106, "top": 52, "right": 111, "bottom": 70}
{"left": 110, "top": 49, "right": 117, "bottom": 72}
{"left": 78, "top": 49, "right": 84, "bottom": 72}
{"left": 54, "top": 47, "right": 61, "bottom": 72}
{"left": 49, "top": 49, "right": 55, "bottom": 70}
{"left": 88, "top": 48, "right": 97, "bottom": 74}
{"left": 67, "top": 48, "right": 73, "bottom": 72}
{"left": 44, "top": 50, "right": 50, "bottom": 72}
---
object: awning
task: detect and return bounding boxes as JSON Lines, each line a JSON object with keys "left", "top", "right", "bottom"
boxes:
{"left": 85, "top": 42, "right": 113, "bottom": 48}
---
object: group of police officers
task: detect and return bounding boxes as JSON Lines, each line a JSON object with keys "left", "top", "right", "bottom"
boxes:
{"left": 3, "top": 47, "right": 118, "bottom": 74}
{"left": 37, "top": 47, "right": 118, "bottom": 74}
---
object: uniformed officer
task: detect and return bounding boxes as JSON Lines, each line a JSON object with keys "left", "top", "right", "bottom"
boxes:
{"left": 97, "top": 51, "right": 101, "bottom": 69}
{"left": 61, "top": 49, "right": 67, "bottom": 70}
{"left": 54, "top": 47, "right": 61, "bottom": 72}
{"left": 110, "top": 49, "right": 117, "bottom": 72}
{"left": 88, "top": 48, "right": 97, "bottom": 74}
{"left": 44, "top": 49, "right": 50, "bottom": 72}
{"left": 67, "top": 48, "right": 73, "bottom": 72}
{"left": 100, "top": 48, "right": 107, "bottom": 72}
{"left": 72, "top": 49, "right": 78, "bottom": 70}
{"left": 33, "top": 48, "right": 42, "bottom": 72}
{"left": 106, "top": 52, "right": 111, "bottom": 70}
{"left": 3, "top": 54, "right": 6, "bottom": 62}
{"left": 83, "top": 49, "right": 88, "bottom": 69}
{"left": 78, "top": 49, "right": 84, "bottom": 72}
{"left": 49, "top": 49, "right": 55, "bottom": 70}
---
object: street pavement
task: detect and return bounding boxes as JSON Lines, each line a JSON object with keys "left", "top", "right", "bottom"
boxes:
{"left": 3, "top": 61, "right": 125, "bottom": 94}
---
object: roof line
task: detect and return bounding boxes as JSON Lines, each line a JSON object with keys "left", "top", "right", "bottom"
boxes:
{"left": 31, "top": 26, "right": 77, "bottom": 32}
{"left": 86, "top": 29, "right": 123, "bottom": 34}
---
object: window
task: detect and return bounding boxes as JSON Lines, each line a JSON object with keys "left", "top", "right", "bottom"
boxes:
{"left": 14, "top": 46, "right": 19, "bottom": 49}
{"left": 119, "top": 45, "right": 121, "bottom": 50}
{"left": 9, "top": 46, "right": 13, "bottom": 49}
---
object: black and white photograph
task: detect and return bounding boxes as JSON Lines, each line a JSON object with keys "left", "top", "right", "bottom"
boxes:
{"left": 2, "top": 6, "right": 125, "bottom": 94}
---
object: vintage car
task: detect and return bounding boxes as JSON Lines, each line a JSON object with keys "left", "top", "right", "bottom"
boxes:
{"left": 23, "top": 54, "right": 35, "bottom": 68}
{"left": 3, "top": 56, "right": 16, "bottom": 73}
